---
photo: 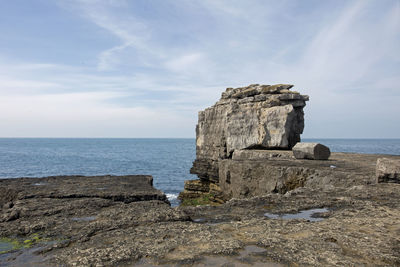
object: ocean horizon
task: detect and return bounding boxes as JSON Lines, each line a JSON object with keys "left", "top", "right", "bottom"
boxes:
{"left": 1, "top": 138, "right": 399, "bottom": 206}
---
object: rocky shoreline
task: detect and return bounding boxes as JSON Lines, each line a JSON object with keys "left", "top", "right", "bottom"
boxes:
{"left": 1, "top": 84, "right": 400, "bottom": 266}
{"left": 1, "top": 152, "right": 400, "bottom": 266}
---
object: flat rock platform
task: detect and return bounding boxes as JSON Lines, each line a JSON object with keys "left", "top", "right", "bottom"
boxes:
{"left": 0, "top": 154, "right": 400, "bottom": 266}
{"left": 0, "top": 175, "right": 167, "bottom": 206}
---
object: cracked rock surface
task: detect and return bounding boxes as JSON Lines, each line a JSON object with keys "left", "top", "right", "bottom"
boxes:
{"left": 1, "top": 155, "right": 400, "bottom": 266}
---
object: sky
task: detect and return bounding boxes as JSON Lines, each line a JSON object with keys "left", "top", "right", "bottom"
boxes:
{"left": 0, "top": 0, "right": 399, "bottom": 138}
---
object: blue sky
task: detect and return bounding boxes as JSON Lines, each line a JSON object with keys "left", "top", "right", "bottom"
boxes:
{"left": 0, "top": 0, "right": 399, "bottom": 138}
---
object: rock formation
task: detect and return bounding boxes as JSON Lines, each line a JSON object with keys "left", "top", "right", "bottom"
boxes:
{"left": 180, "top": 84, "right": 309, "bottom": 202}
{"left": 376, "top": 158, "right": 400, "bottom": 183}
{"left": 2, "top": 154, "right": 400, "bottom": 266}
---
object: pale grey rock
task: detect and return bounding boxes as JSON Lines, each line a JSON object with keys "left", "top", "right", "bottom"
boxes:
{"left": 190, "top": 84, "right": 308, "bottom": 183}
{"left": 237, "top": 96, "right": 254, "bottom": 104}
{"left": 232, "top": 150, "right": 294, "bottom": 160}
{"left": 225, "top": 104, "right": 303, "bottom": 153}
{"left": 376, "top": 158, "right": 400, "bottom": 183}
{"left": 260, "top": 84, "right": 294, "bottom": 94}
{"left": 232, "top": 88, "right": 259, "bottom": 99}
{"left": 221, "top": 88, "right": 234, "bottom": 99}
{"left": 292, "top": 143, "right": 331, "bottom": 160}
{"left": 219, "top": 159, "right": 315, "bottom": 198}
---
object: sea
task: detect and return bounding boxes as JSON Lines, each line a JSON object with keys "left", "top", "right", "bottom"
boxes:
{"left": 0, "top": 138, "right": 399, "bottom": 206}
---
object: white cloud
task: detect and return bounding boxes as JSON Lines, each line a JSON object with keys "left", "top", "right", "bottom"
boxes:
{"left": 0, "top": 91, "right": 195, "bottom": 137}
{"left": 0, "top": 76, "right": 61, "bottom": 95}
{"left": 164, "top": 52, "right": 213, "bottom": 78}
{"left": 97, "top": 43, "right": 129, "bottom": 71}
{"left": 63, "top": 0, "right": 155, "bottom": 71}
{"left": 0, "top": 0, "right": 399, "bottom": 137}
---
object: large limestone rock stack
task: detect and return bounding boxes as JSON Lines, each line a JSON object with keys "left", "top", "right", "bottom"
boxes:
{"left": 179, "top": 84, "right": 309, "bottom": 203}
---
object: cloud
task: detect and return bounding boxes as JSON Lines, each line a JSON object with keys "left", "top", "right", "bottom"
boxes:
{"left": 0, "top": 91, "right": 195, "bottom": 137}
{"left": 97, "top": 43, "right": 129, "bottom": 71}
{"left": 290, "top": 0, "right": 397, "bottom": 89}
{"left": 164, "top": 52, "right": 214, "bottom": 79}
{"left": 61, "top": 0, "right": 154, "bottom": 71}
{"left": 0, "top": 0, "right": 399, "bottom": 137}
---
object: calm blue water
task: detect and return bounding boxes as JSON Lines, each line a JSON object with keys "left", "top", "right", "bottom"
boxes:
{"left": 303, "top": 138, "right": 400, "bottom": 155}
{"left": 0, "top": 138, "right": 196, "bottom": 206}
{"left": 0, "top": 138, "right": 399, "bottom": 205}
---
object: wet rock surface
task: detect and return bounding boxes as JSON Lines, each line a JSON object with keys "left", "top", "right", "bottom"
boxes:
{"left": 181, "top": 181, "right": 400, "bottom": 267}
{"left": 1, "top": 154, "right": 400, "bottom": 266}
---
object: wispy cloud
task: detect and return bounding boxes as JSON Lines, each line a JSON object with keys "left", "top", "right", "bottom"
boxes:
{"left": 0, "top": 0, "right": 398, "bottom": 137}
{"left": 63, "top": 0, "right": 155, "bottom": 71}
{"left": 292, "top": 0, "right": 398, "bottom": 89}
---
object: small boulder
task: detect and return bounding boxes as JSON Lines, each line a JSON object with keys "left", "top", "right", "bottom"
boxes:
{"left": 376, "top": 158, "right": 400, "bottom": 183}
{"left": 292, "top": 143, "right": 331, "bottom": 160}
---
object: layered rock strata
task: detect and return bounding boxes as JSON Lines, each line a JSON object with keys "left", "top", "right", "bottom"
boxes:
{"left": 2, "top": 154, "right": 400, "bottom": 266}
{"left": 180, "top": 84, "right": 309, "bottom": 202}
{"left": 0, "top": 175, "right": 169, "bottom": 209}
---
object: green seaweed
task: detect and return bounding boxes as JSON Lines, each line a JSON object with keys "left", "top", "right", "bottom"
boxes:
{"left": 180, "top": 193, "right": 220, "bottom": 206}
{"left": 0, "top": 233, "right": 49, "bottom": 254}
{"left": 0, "top": 237, "right": 22, "bottom": 254}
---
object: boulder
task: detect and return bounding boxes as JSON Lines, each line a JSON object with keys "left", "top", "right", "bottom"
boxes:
{"left": 376, "top": 158, "right": 400, "bottom": 183}
{"left": 292, "top": 143, "right": 331, "bottom": 160}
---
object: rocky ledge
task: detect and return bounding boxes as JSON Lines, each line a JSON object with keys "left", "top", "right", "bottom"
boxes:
{"left": 0, "top": 175, "right": 184, "bottom": 266}
{"left": 0, "top": 175, "right": 168, "bottom": 208}
{"left": 1, "top": 154, "right": 400, "bottom": 266}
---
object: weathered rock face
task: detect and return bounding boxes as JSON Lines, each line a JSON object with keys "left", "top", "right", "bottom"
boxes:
{"left": 219, "top": 158, "right": 315, "bottom": 198}
{"left": 192, "top": 84, "right": 308, "bottom": 180}
{"left": 376, "top": 158, "right": 400, "bottom": 183}
{"left": 181, "top": 84, "right": 308, "bottom": 201}
{"left": 218, "top": 150, "right": 387, "bottom": 200}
